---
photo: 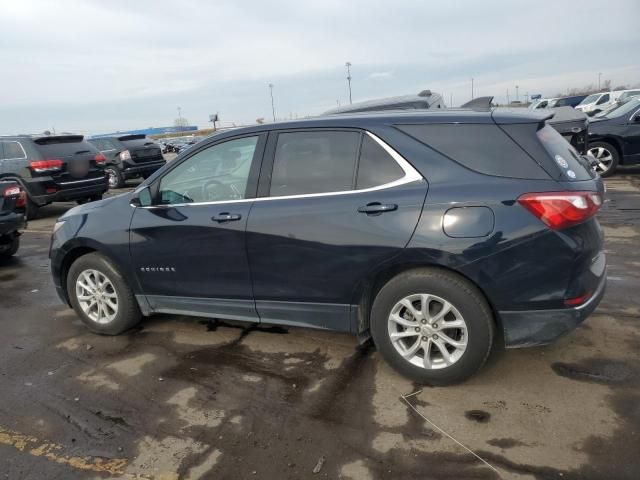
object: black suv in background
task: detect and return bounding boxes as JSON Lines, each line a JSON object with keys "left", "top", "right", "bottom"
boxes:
{"left": 0, "top": 180, "right": 26, "bottom": 260}
{"left": 51, "top": 110, "right": 605, "bottom": 385}
{"left": 88, "top": 135, "right": 165, "bottom": 189}
{"left": 0, "top": 135, "right": 108, "bottom": 219}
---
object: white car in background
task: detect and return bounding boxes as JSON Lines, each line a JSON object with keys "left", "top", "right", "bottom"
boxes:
{"left": 575, "top": 91, "right": 621, "bottom": 116}
{"left": 529, "top": 98, "right": 557, "bottom": 109}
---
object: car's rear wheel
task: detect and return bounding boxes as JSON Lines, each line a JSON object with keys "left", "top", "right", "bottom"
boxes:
{"left": 0, "top": 234, "right": 19, "bottom": 260}
{"left": 588, "top": 142, "right": 619, "bottom": 177}
{"left": 370, "top": 268, "right": 494, "bottom": 385}
{"left": 105, "top": 167, "right": 124, "bottom": 189}
{"left": 67, "top": 252, "right": 141, "bottom": 335}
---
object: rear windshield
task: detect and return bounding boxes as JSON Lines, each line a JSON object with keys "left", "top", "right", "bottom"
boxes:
{"left": 536, "top": 125, "right": 593, "bottom": 181}
{"left": 397, "top": 123, "right": 548, "bottom": 179}
{"left": 33, "top": 137, "right": 95, "bottom": 158}
{"left": 119, "top": 138, "right": 157, "bottom": 148}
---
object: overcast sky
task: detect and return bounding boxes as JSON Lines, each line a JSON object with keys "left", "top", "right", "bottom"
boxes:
{"left": 1, "top": 0, "right": 639, "bottom": 135}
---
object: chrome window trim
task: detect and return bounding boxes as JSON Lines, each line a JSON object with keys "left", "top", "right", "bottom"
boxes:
{"left": 136, "top": 131, "right": 424, "bottom": 209}
{"left": 0, "top": 141, "right": 27, "bottom": 160}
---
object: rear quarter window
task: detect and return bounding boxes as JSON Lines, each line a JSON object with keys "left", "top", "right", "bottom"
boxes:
{"left": 396, "top": 124, "right": 549, "bottom": 179}
{"left": 536, "top": 125, "right": 593, "bottom": 181}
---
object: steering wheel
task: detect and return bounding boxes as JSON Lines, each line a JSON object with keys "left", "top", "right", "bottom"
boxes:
{"left": 201, "top": 179, "right": 238, "bottom": 202}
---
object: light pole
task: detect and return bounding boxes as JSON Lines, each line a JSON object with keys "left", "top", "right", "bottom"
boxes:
{"left": 345, "top": 62, "right": 353, "bottom": 104}
{"left": 450, "top": 93, "right": 453, "bottom": 107}
{"left": 177, "top": 106, "right": 183, "bottom": 132}
{"left": 515, "top": 85, "right": 519, "bottom": 102}
{"left": 471, "top": 78, "right": 474, "bottom": 100}
{"left": 598, "top": 72, "right": 602, "bottom": 90}
{"left": 268, "top": 83, "right": 275, "bottom": 122}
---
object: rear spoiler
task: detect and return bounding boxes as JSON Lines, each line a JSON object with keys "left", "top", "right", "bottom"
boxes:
{"left": 33, "top": 135, "right": 84, "bottom": 144}
{"left": 117, "top": 134, "right": 147, "bottom": 141}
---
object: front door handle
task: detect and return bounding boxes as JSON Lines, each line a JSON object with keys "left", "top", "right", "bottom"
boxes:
{"left": 212, "top": 212, "right": 242, "bottom": 223}
{"left": 357, "top": 203, "right": 398, "bottom": 215}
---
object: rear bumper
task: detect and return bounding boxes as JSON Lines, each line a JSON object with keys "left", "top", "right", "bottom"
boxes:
{"left": 499, "top": 272, "right": 606, "bottom": 348}
{"left": 26, "top": 176, "right": 108, "bottom": 205}
{"left": 121, "top": 160, "right": 166, "bottom": 179}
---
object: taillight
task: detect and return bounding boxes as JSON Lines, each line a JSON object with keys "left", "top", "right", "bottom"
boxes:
{"left": 3, "top": 186, "right": 20, "bottom": 197}
{"left": 95, "top": 153, "right": 106, "bottom": 164}
{"left": 30, "top": 159, "right": 63, "bottom": 173}
{"left": 16, "top": 191, "right": 26, "bottom": 208}
{"left": 517, "top": 191, "right": 602, "bottom": 230}
{"left": 119, "top": 150, "right": 131, "bottom": 161}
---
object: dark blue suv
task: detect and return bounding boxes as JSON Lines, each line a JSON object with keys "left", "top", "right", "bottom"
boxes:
{"left": 50, "top": 109, "right": 606, "bottom": 384}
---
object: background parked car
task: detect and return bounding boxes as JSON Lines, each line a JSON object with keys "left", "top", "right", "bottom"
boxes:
{"left": 587, "top": 96, "right": 640, "bottom": 176}
{"left": 0, "top": 180, "right": 26, "bottom": 260}
{"left": 88, "top": 135, "right": 165, "bottom": 189}
{"left": 0, "top": 134, "right": 108, "bottom": 219}
{"left": 575, "top": 91, "right": 621, "bottom": 116}
{"left": 324, "top": 89, "right": 446, "bottom": 114}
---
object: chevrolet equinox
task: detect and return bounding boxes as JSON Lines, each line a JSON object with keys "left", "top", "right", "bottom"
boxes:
{"left": 50, "top": 110, "right": 606, "bottom": 384}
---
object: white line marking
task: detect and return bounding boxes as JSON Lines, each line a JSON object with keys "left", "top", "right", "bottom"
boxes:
{"left": 401, "top": 390, "right": 501, "bottom": 476}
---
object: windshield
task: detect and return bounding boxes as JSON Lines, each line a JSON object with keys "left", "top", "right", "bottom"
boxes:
{"left": 579, "top": 94, "right": 600, "bottom": 105}
{"left": 600, "top": 98, "right": 640, "bottom": 119}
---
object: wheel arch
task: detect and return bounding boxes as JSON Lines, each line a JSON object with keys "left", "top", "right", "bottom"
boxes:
{"left": 56, "top": 239, "right": 130, "bottom": 305}
{"left": 351, "top": 261, "right": 502, "bottom": 342}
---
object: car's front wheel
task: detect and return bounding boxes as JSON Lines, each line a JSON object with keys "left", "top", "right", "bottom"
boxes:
{"left": 67, "top": 252, "right": 141, "bottom": 335}
{"left": 370, "top": 268, "right": 494, "bottom": 385}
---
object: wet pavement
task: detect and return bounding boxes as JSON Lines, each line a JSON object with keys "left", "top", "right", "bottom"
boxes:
{"left": 1, "top": 171, "right": 639, "bottom": 480}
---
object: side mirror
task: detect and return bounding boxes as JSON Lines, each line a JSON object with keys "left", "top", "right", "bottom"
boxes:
{"left": 130, "top": 186, "right": 153, "bottom": 207}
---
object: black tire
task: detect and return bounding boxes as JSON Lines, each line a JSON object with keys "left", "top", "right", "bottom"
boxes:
{"left": 25, "top": 195, "right": 40, "bottom": 220}
{"left": 588, "top": 141, "right": 619, "bottom": 178}
{"left": 89, "top": 194, "right": 103, "bottom": 202}
{"left": 67, "top": 252, "right": 141, "bottom": 335}
{"left": 105, "top": 166, "right": 124, "bottom": 189}
{"left": 0, "top": 234, "right": 19, "bottom": 260}
{"left": 370, "top": 268, "right": 495, "bottom": 385}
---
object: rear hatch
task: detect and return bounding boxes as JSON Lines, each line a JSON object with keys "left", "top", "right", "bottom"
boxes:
{"left": 494, "top": 109, "right": 605, "bottom": 305}
{"left": 117, "top": 135, "right": 163, "bottom": 164}
{"left": 32, "top": 135, "right": 105, "bottom": 183}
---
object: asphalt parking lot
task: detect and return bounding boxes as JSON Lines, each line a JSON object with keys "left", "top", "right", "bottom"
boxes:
{"left": 1, "top": 171, "right": 639, "bottom": 480}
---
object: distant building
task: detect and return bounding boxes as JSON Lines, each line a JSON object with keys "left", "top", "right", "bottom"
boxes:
{"left": 90, "top": 125, "right": 198, "bottom": 138}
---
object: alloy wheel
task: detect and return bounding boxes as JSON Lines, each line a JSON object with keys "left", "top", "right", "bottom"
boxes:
{"left": 587, "top": 147, "right": 614, "bottom": 175}
{"left": 75, "top": 269, "right": 118, "bottom": 324}
{"left": 387, "top": 294, "right": 468, "bottom": 370}
{"left": 106, "top": 169, "right": 119, "bottom": 188}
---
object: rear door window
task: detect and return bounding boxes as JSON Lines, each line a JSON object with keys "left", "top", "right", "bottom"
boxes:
{"left": 356, "top": 135, "right": 404, "bottom": 189}
{"left": 269, "top": 131, "right": 360, "bottom": 196}
{"left": 397, "top": 124, "right": 548, "bottom": 179}
{"left": 536, "top": 125, "right": 593, "bottom": 181}
{"left": 597, "top": 94, "right": 610, "bottom": 105}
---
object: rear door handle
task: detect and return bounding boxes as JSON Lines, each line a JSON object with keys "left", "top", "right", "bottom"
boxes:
{"left": 357, "top": 203, "right": 398, "bottom": 215}
{"left": 212, "top": 212, "right": 242, "bottom": 222}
